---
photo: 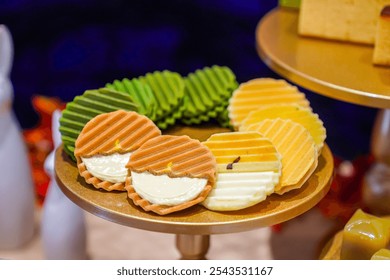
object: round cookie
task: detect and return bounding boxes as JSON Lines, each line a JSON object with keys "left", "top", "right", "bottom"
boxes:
{"left": 228, "top": 78, "right": 310, "bottom": 129}
{"left": 240, "top": 103, "right": 326, "bottom": 153}
{"left": 74, "top": 110, "right": 161, "bottom": 191}
{"left": 125, "top": 135, "right": 217, "bottom": 215}
{"left": 202, "top": 131, "right": 282, "bottom": 211}
{"left": 248, "top": 118, "right": 318, "bottom": 195}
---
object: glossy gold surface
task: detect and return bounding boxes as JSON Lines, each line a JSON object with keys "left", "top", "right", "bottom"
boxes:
{"left": 256, "top": 8, "right": 390, "bottom": 109}
{"left": 55, "top": 125, "right": 333, "bottom": 235}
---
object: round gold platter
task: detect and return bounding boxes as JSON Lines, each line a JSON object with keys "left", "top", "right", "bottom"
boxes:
{"left": 256, "top": 8, "right": 390, "bottom": 109}
{"left": 55, "top": 125, "right": 334, "bottom": 235}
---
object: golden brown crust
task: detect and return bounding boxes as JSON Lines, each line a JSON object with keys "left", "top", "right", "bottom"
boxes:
{"left": 75, "top": 110, "right": 161, "bottom": 158}
{"left": 126, "top": 135, "right": 216, "bottom": 184}
{"left": 125, "top": 135, "right": 217, "bottom": 215}
{"left": 75, "top": 110, "right": 161, "bottom": 191}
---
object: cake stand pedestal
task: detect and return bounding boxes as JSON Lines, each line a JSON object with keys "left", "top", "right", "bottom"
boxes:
{"left": 256, "top": 7, "right": 390, "bottom": 215}
{"left": 55, "top": 125, "right": 333, "bottom": 260}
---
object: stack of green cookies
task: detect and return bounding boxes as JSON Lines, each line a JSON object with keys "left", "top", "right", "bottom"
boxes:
{"left": 107, "top": 70, "right": 186, "bottom": 130}
{"left": 59, "top": 65, "right": 238, "bottom": 161}
{"left": 181, "top": 65, "right": 238, "bottom": 127}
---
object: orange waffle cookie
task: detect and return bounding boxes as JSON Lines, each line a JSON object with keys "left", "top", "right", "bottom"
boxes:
{"left": 125, "top": 135, "right": 217, "bottom": 215}
{"left": 228, "top": 78, "right": 310, "bottom": 128}
{"left": 75, "top": 110, "right": 161, "bottom": 191}
{"left": 249, "top": 118, "right": 318, "bottom": 195}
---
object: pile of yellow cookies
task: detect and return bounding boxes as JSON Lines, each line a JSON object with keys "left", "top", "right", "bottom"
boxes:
{"left": 202, "top": 78, "right": 326, "bottom": 211}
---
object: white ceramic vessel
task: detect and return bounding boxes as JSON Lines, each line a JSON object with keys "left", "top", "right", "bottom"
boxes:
{"left": 41, "top": 110, "right": 87, "bottom": 259}
{"left": 0, "top": 25, "right": 35, "bottom": 249}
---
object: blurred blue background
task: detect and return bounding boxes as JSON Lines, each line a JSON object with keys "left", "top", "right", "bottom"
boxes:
{"left": 1, "top": 0, "right": 377, "bottom": 160}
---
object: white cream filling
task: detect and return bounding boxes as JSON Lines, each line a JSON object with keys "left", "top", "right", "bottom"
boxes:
{"left": 202, "top": 171, "right": 280, "bottom": 211}
{"left": 81, "top": 152, "right": 131, "bottom": 183}
{"left": 131, "top": 171, "right": 207, "bottom": 206}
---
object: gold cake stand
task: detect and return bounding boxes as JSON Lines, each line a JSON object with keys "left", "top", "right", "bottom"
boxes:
{"left": 55, "top": 125, "right": 333, "bottom": 259}
{"left": 256, "top": 7, "right": 390, "bottom": 215}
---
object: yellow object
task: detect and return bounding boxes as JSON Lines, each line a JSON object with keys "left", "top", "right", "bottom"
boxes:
{"left": 228, "top": 78, "right": 310, "bottom": 129}
{"left": 373, "top": 6, "right": 390, "bottom": 66}
{"left": 341, "top": 209, "right": 390, "bottom": 260}
{"left": 298, "top": 0, "right": 390, "bottom": 45}
{"left": 240, "top": 103, "right": 326, "bottom": 153}
{"left": 371, "top": 248, "right": 390, "bottom": 260}
{"left": 202, "top": 131, "right": 282, "bottom": 211}
{"left": 248, "top": 118, "right": 317, "bottom": 194}
{"left": 279, "top": 0, "right": 301, "bottom": 9}
{"left": 203, "top": 131, "right": 281, "bottom": 173}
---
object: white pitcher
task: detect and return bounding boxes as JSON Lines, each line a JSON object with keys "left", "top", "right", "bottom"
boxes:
{"left": 0, "top": 25, "right": 35, "bottom": 249}
{"left": 41, "top": 110, "right": 87, "bottom": 259}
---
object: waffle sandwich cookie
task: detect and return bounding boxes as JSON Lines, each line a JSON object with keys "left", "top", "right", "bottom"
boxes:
{"left": 125, "top": 135, "right": 217, "bottom": 215}
{"left": 202, "top": 131, "right": 282, "bottom": 211}
{"left": 74, "top": 110, "right": 161, "bottom": 191}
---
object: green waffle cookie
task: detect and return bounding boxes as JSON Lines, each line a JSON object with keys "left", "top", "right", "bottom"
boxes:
{"left": 181, "top": 65, "right": 238, "bottom": 124}
{"left": 138, "top": 70, "right": 185, "bottom": 122}
{"left": 216, "top": 106, "right": 233, "bottom": 129}
{"left": 59, "top": 88, "right": 139, "bottom": 161}
{"left": 105, "top": 78, "right": 157, "bottom": 120}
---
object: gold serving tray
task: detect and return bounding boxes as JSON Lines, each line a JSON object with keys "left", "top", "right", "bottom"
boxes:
{"left": 55, "top": 125, "right": 334, "bottom": 235}
{"left": 256, "top": 8, "right": 390, "bottom": 109}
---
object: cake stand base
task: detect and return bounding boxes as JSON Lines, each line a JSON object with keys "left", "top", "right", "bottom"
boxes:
{"left": 363, "top": 109, "right": 390, "bottom": 215}
{"left": 363, "top": 163, "right": 390, "bottom": 215}
{"left": 176, "top": 234, "right": 210, "bottom": 260}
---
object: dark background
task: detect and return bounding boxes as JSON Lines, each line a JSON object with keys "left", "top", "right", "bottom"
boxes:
{"left": 1, "top": 0, "right": 377, "bottom": 160}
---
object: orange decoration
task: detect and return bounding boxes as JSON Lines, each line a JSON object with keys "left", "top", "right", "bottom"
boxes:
{"left": 22, "top": 95, "right": 65, "bottom": 204}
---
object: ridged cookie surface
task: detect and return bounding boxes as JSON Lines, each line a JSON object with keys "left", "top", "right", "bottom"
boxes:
{"left": 202, "top": 131, "right": 281, "bottom": 211}
{"left": 75, "top": 110, "right": 161, "bottom": 191}
{"left": 125, "top": 135, "right": 217, "bottom": 215}
{"left": 228, "top": 78, "right": 310, "bottom": 128}
{"left": 249, "top": 118, "right": 318, "bottom": 195}
{"left": 139, "top": 70, "right": 185, "bottom": 122}
{"left": 240, "top": 103, "right": 326, "bottom": 153}
{"left": 181, "top": 65, "right": 238, "bottom": 125}
{"left": 105, "top": 77, "right": 157, "bottom": 119}
{"left": 60, "top": 88, "right": 139, "bottom": 161}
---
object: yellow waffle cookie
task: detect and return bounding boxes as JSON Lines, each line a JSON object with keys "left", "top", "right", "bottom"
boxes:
{"left": 240, "top": 103, "right": 326, "bottom": 153}
{"left": 202, "top": 131, "right": 282, "bottom": 211}
{"left": 249, "top": 118, "right": 318, "bottom": 195}
{"left": 228, "top": 78, "right": 310, "bottom": 128}
{"left": 75, "top": 110, "right": 161, "bottom": 191}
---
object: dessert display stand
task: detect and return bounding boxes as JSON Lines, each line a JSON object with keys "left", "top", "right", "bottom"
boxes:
{"left": 256, "top": 7, "right": 390, "bottom": 215}
{"left": 55, "top": 125, "right": 333, "bottom": 260}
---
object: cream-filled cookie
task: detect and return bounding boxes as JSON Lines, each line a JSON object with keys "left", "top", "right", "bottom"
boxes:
{"left": 74, "top": 110, "right": 161, "bottom": 191}
{"left": 125, "top": 135, "right": 216, "bottom": 215}
{"left": 202, "top": 131, "right": 281, "bottom": 211}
